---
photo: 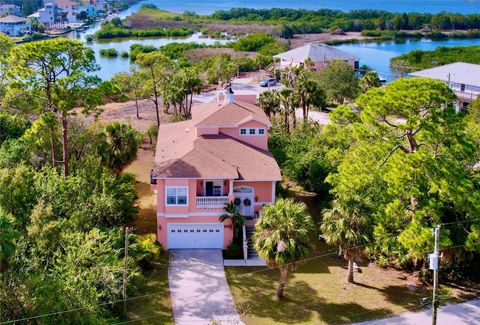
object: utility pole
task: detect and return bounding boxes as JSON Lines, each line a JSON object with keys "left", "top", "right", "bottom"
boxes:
{"left": 123, "top": 227, "right": 130, "bottom": 316}
{"left": 430, "top": 225, "right": 441, "bottom": 325}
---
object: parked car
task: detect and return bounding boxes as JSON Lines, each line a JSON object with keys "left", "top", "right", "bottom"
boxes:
{"left": 259, "top": 78, "right": 277, "bottom": 87}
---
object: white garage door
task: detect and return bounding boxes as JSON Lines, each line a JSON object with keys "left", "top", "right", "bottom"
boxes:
{"left": 167, "top": 223, "right": 224, "bottom": 249}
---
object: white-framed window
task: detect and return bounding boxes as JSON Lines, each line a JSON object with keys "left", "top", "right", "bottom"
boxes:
{"left": 239, "top": 128, "right": 267, "bottom": 136}
{"left": 166, "top": 186, "right": 188, "bottom": 206}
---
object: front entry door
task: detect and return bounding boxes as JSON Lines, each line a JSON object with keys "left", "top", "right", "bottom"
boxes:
{"left": 233, "top": 187, "right": 254, "bottom": 217}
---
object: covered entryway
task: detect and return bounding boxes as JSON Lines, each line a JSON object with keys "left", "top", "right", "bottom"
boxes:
{"left": 167, "top": 223, "right": 224, "bottom": 249}
{"left": 233, "top": 186, "right": 254, "bottom": 217}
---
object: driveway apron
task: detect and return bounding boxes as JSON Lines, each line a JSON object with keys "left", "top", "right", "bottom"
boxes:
{"left": 168, "top": 249, "right": 243, "bottom": 325}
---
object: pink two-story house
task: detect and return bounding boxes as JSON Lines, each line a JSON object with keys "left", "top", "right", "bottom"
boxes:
{"left": 152, "top": 95, "right": 282, "bottom": 250}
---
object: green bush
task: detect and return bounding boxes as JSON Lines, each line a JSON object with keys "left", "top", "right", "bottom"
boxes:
{"left": 99, "top": 48, "right": 119, "bottom": 57}
{"left": 94, "top": 21, "right": 194, "bottom": 39}
{"left": 132, "top": 234, "right": 164, "bottom": 270}
{"left": 223, "top": 242, "right": 243, "bottom": 259}
{"left": 130, "top": 44, "right": 158, "bottom": 61}
{"left": 120, "top": 51, "right": 129, "bottom": 58}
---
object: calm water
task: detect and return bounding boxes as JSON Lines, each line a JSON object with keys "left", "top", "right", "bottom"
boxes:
{"left": 72, "top": 0, "right": 480, "bottom": 80}
{"left": 336, "top": 38, "right": 480, "bottom": 81}
{"left": 68, "top": 31, "right": 228, "bottom": 80}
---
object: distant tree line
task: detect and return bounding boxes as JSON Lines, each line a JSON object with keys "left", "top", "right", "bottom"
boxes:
{"left": 391, "top": 45, "right": 480, "bottom": 71}
{"left": 209, "top": 8, "right": 480, "bottom": 37}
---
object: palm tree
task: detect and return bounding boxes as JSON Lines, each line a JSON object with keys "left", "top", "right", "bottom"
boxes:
{"left": 320, "top": 200, "right": 372, "bottom": 283}
{"left": 220, "top": 202, "right": 246, "bottom": 244}
{"left": 98, "top": 122, "right": 141, "bottom": 175}
{"left": 253, "top": 198, "right": 315, "bottom": 299}
{"left": 297, "top": 79, "right": 326, "bottom": 121}
{"left": 258, "top": 90, "right": 280, "bottom": 120}
{"left": 359, "top": 71, "right": 381, "bottom": 93}
{"left": 0, "top": 212, "right": 17, "bottom": 273}
{"left": 279, "top": 88, "right": 300, "bottom": 132}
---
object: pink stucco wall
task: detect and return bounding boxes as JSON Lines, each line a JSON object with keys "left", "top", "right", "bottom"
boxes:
{"left": 196, "top": 127, "right": 219, "bottom": 136}
{"left": 157, "top": 179, "right": 227, "bottom": 215}
{"left": 219, "top": 120, "right": 269, "bottom": 150}
{"left": 314, "top": 59, "right": 356, "bottom": 71}
{"left": 155, "top": 179, "right": 275, "bottom": 248}
{"left": 218, "top": 94, "right": 257, "bottom": 105}
{"left": 281, "top": 59, "right": 357, "bottom": 71}
{"left": 234, "top": 181, "right": 273, "bottom": 204}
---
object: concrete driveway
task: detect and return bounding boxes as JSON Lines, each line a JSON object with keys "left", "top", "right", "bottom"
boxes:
{"left": 168, "top": 249, "right": 243, "bottom": 325}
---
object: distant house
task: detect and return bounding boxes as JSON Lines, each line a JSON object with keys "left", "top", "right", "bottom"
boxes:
{"left": 152, "top": 93, "right": 281, "bottom": 251}
{"left": 28, "top": 3, "right": 58, "bottom": 24}
{"left": 0, "top": 4, "right": 21, "bottom": 17}
{"left": 52, "top": 0, "right": 82, "bottom": 23}
{"left": 0, "top": 15, "right": 31, "bottom": 36}
{"left": 273, "top": 43, "right": 359, "bottom": 71}
{"left": 410, "top": 62, "right": 480, "bottom": 112}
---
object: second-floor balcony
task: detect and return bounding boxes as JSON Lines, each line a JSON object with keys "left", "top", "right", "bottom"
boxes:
{"left": 196, "top": 196, "right": 229, "bottom": 209}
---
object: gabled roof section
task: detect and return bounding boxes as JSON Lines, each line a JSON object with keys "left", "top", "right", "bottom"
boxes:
{"left": 153, "top": 133, "right": 281, "bottom": 181}
{"left": 273, "top": 43, "right": 357, "bottom": 63}
{"left": 0, "top": 15, "right": 28, "bottom": 23}
{"left": 194, "top": 101, "right": 271, "bottom": 128}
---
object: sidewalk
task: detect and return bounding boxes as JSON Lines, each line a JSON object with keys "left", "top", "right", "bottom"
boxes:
{"left": 357, "top": 299, "right": 480, "bottom": 325}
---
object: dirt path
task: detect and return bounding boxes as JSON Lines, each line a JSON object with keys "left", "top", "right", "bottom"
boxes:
{"left": 97, "top": 99, "right": 169, "bottom": 132}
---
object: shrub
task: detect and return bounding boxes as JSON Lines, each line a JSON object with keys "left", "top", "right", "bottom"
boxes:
{"left": 131, "top": 234, "right": 164, "bottom": 270}
{"left": 99, "top": 48, "right": 119, "bottom": 57}
{"left": 169, "top": 114, "right": 186, "bottom": 123}
{"left": 145, "top": 124, "right": 158, "bottom": 147}
{"left": 223, "top": 242, "right": 243, "bottom": 259}
{"left": 130, "top": 44, "right": 158, "bottom": 61}
{"left": 120, "top": 51, "right": 129, "bottom": 58}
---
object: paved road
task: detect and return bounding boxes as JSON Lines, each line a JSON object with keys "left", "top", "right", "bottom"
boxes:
{"left": 168, "top": 249, "right": 243, "bottom": 325}
{"left": 357, "top": 299, "right": 480, "bottom": 325}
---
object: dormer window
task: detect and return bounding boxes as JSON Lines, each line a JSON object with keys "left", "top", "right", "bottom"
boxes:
{"left": 240, "top": 128, "right": 266, "bottom": 136}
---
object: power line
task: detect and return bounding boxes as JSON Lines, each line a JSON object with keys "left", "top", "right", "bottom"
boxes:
{"left": 1, "top": 233, "right": 472, "bottom": 324}
{"left": 439, "top": 217, "right": 480, "bottom": 226}
{"left": 0, "top": 291, "right": 167, "bottom": 325}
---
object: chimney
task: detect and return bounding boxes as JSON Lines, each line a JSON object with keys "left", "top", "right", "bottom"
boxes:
{"left": 224, "top": 86, "right": 235, "bottom": 104}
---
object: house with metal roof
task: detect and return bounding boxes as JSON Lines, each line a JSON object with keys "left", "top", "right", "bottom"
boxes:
{"left": 273, "top": 43, "right": 359, "bottom": 71}
{"left": 410, "top": 62, "right": 480, "bottom": 111}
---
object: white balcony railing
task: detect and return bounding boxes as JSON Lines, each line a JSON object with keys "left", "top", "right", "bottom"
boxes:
{"left": 196, "top": 196, "right": 229, "bottom": 209}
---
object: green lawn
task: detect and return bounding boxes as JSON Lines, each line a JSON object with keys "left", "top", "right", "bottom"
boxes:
{"left": 225, "top": 247, "right": 428, "bottom": 324}
{"left": 225, "top": 186, "right": 430, "bottom": 325}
